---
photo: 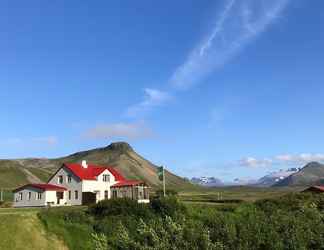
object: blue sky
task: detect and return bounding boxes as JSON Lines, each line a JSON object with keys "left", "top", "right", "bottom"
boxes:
{"left": 0, "top": 0, "right": 323, "bottom": 181}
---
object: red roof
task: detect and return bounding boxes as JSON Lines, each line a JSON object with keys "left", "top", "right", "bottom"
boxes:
{"left": 63, "top": 163, "right": 125, "bottom": 181}
{"left": 307, "top": 186, "right": 324, "bottom": 192}
{"left": 111, "top": 180, "right": 144, "bottom": 187}
{"left": 14, "top": 183, "right": 67, "bottom": 192}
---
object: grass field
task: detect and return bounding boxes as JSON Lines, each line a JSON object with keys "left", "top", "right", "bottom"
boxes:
{"left": 0, "top": 208, "right": 67, "bottom": 250}
{"left": 178, "top": 186, "right": 304, "bottom": 204}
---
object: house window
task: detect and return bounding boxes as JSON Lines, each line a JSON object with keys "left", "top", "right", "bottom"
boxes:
{"left": 102, "top": 174, "right": 110, "bottom": 182}
{"left": 67, "top": 175, "right": 72, "bottom": 183}
{"left": 36, "top": 192, "right": 42, "bottom": 200}
{"left": 28, "top": 192, "right": 31, "bottom": 201}
{"left": 74, "top": 190, "right": 78, "bottom": 200}
{"left": 19, "top": 192, "right": 23, "bottom": 201}
{"left": 104, "top": 190, "right": 108, "bottom": 199}
{"left": 58, "top": 175, "right": 63, "bottom": 184}
{"left": 68, "top": 191, "right": 71, "bottom": 200}
{"left": 112, "top": 190, "right": 117, "bottom": 198}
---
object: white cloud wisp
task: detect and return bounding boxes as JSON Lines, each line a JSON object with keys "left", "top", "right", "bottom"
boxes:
{"left": 170, "top": 0, "right": 290, "bottom": 89}
{"left": 84, "top": 121, "right": 153, "bottom": 141}
{"left": 240, "top": 153, "right": 324, "bottom": 168}
{"left": 126, "top": 88, "right": 172, "bottom": 118}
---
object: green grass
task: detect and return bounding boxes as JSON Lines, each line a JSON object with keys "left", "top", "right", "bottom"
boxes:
{"left": 26, "top": 167, "right": 53, "bottom": 182}
{"left": 178, "top": 186, "right": 304, "bottom": 203}
{"left": 0, "top": 165, "right": 28, "bottom": 188}
{"left": 0, "top": 208, "right": 67, "bottom": 250}
{"left": 38, "top": 206, "right": 93, "bottom": 250}
{"left": 1, "top": 189, "right": 13, "bottom": 202}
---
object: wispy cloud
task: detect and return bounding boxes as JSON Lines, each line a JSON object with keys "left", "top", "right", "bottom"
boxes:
{"left": 239, "top": 157, "right": 273, "bottom": 168}
{"left": 84, "top": 121, "right": 153, "bottom": 140}
{"left": 125, "top": 0, "right": 290, "bottom": 120}
{"left": 274, "top": 154, "right": 324, "bottom": 165}
{"left": 170, "top": 0, "right": 290, "bottom": 89}
{"left": 239, "top": 153, "right": 324, "bottom": 168}
{"left": 0, "top": 136, "right": 58, "bottom": 147}
{"left": 32, "top": 136, "right": 58, "bottom": 146}
{"left": 126, "top": 88, "right": 172, "bottom": 117}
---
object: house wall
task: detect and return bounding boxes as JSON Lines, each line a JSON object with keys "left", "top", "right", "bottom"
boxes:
{"left": 13, "top": 187, "right": 46, "bottom": 207}
{"left": 82, "top": 169, "right": 118, "bottom": 201}
{"left": 111, "top": 186, "right": 134, "bottom": 199}
{"left": 111, "top": 185, "right": 150, "bottom": 202}
{"left": 48, "top": 166, "right": 82, "bottom": 205}
{"left": 45, "top": 191, "right": 58, "bottom": 206}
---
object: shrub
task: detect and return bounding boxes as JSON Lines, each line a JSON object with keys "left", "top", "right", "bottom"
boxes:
{"left": 150, "top": 195, "right": 186, "bottom": 218}
{"left": 88, "top": 198, "right": 153, "bottom": 219}
{"left": 155, "top": 189, "right": 178, "bottom": 197}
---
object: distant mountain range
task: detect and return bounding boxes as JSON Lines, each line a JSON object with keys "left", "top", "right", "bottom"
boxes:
{"left": 191, "top": 177, "right": 224, "bottom": 187}
{"left": 273, "top": 162, "right": 324, "bottom": 187}
{"left": 191, "top": 165, "right": 321, "bottom": 187}
{"left": 255, "top": 168, "right": 300, "bottom": 187}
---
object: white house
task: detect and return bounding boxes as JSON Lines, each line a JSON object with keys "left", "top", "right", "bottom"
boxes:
{"left": 13, "top": 161, "right": 149, "bottom": 207}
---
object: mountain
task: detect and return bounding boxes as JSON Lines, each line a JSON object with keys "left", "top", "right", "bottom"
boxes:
{"left": 273, "top": 162, "right": 324, "bottom": 187}
{"left": 0, "top": 142, "right": 194, "bottom": 191}
{"left": 255, "top": 168, "right": 299, "bottom": 187}
{"left": 191, "top": 177, "right": 224, "bottom": 187}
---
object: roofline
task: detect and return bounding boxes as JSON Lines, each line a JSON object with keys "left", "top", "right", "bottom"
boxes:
{"left": 13, "top": 184, "right": 67, "bottom": 192}
{"left": 47, "top": 163, "right": 82, "bottom": 183}
{"left": 111, "top": 181, "right": 147, "bottom": 188}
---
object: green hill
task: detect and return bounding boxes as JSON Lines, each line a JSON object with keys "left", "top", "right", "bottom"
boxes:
{"left": 0, "top": 208, "right": 67, "bottom": 250}
{"left": 0, "top": 142, "right": 194, "bottom": 191}
{"left": 273, "top": 162, "right": 324, "bottom": 187}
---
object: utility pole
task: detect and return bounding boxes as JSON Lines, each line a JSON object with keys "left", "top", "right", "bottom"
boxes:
{"left": 0, "top": 189, "right": 3, "bottom": 202}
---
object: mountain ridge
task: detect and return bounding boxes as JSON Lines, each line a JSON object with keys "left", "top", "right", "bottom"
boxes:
{"left": 0, "top": 142, "right": 194, "bottom": 191}
{"left": 273, "top": 162, "right": 324, "bottom": 187}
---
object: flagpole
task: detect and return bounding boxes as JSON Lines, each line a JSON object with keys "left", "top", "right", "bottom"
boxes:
{"left": 163, "top": 166, "right": 166, "bottom": 197}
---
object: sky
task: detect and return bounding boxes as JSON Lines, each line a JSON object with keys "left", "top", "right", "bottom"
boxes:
{"left": 0, "top": 0, "right": 324, "bottom": 181}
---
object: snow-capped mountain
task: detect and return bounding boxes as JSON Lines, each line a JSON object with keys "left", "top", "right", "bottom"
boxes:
{"left": 191, "top": 177, "right": 224, "bottom": 187}
{"left": 255, "top": 168, "right": 300, "bottom": 187}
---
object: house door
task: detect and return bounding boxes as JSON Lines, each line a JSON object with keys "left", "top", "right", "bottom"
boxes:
{"left": 94, "top": 191, "right": 100, "bottom": 202}
{"left": 56, "top": 192, "right": 63, "bottom": 204}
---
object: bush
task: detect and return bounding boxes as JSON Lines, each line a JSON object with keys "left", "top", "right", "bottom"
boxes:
{"left": 155, "top": 189, "right": 178, "bottom": 197}
{"left": 150, "top": 195, "right": 186, "bottom": 218}
{"left": 88, "top": 198, "right": 153, "bottom": 219}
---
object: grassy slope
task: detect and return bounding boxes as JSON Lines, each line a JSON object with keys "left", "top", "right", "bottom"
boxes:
{"left": 26, "top": 167, "right": 53, "bottom": 182}
{"left": 0, "top": 162, "right": 29, "bottom": 188}
{"left": 0, "top": 208, "right": 67, "bottom": 250}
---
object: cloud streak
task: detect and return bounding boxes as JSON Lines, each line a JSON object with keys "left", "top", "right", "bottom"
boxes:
{"left": 240, "top": 153, "right": 324, "bottom": 168}
{"left": 239, "top": 157, "right": 273, "bottom": 168}
{"left": 0, "top": 136, "right": 58, "bottom": 147}
{"left": 125, "top": 0, "right": 290, "bottom": 118}
{"left": 170, "top": 0, "right": 290, "bottom": 89}
{"left": 84, "top": 121, "right": 153, "bottom": 140}
{"left": 126, "top": 88, "right": 172, "bottom": 118}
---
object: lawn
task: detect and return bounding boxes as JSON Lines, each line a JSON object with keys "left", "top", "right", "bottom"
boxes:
{"left": 0, "top": 208, "right": 68, "bottom": 250}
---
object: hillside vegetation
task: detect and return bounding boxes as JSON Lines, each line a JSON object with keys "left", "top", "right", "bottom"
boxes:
{"left": 0, "top": 142, "right": 195, "bottom": 191}
{"left": 0, "top": 208, "right": 67, "bottom": 250}
{"left": 38, "top": 193, "right": 324, "bottom": 250}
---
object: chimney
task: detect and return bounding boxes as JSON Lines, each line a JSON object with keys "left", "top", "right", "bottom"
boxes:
{"left": 81, "top": 160, "right": 88, "bottom": 168}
